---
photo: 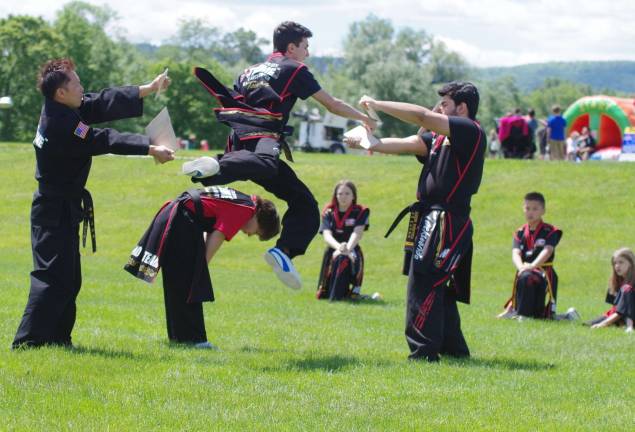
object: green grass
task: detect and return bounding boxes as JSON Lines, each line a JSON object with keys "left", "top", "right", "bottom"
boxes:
{"left": 1, "top": 142, "right": 634, "bottom": 431}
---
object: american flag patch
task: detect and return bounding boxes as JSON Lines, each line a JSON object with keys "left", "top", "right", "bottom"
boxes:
{"left": 74, "top": 121, "right": 89, "bottom": 139}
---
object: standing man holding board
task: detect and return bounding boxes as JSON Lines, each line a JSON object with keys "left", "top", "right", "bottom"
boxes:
{"left": 12, "top": 58, "right": 175, "bottom": 349}
{"left": 347, "top": 82, "right": 486, "bottom": 362}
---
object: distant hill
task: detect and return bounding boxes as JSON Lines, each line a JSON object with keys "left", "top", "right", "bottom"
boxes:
{"left": 477, "top": 61, "right": 635, "bottom": 94}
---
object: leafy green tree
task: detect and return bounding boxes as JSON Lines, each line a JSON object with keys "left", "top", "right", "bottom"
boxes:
{"left": 0, "top": 15, "right": 62, "bottom": 141}
{"left": 146, "top": 58, "right": 233, "bottom": 148}
{"left": 54, "top": 1, "right": 126, "bottom": 90}
{"left": 340, "top": 16, "right": 433, "bottom": 137}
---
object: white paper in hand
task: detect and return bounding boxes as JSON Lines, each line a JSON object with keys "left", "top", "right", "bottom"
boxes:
{"left": 155, "top": 68, "right": 169, "bottom": 99}
{"left": 344, "top": 125, "right": 380, "bottom": 149}
{"left": 145, "top": 107, "right": 177, "bottom": 151}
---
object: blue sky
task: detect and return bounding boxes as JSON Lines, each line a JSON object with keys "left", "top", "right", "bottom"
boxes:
{"left": 2, "top": 0, "right": 634, "bottom": 67}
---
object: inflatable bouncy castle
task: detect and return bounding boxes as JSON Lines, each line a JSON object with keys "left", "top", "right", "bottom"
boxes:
{"left": 563, "top": 96, "right": 635, "bottom": 154}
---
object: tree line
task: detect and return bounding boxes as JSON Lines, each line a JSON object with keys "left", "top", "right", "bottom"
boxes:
{"left": 0, "top": 2, "right": 606, "bottom": 145}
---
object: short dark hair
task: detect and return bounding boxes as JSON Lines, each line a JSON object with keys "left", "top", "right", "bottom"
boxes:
{"left": 438, "top": 81, "right": 480, "bottom": 120}
{"left": 524, "top": 192, "right": 545, "bottom": 206}
{"left": 552, "top": 105, "right": 561, "bottom": 114}
{"left": 273, "top": 21, "right": 312, "bottom": 54}
{"left": 38, "top": 58, "right": 75, "bottom": 99}
{"left": 255, "top": 197, "right": 280, "bottom": 241}
{"left": 514, "top": 108, "right": 522, "bottom": 115}
{"left": 528, "top": 108, "right": 535, "bottom": 117}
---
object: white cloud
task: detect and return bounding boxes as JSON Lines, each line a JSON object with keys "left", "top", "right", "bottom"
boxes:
{"left": 1, "top": 0, "right": 634, "bottom": 66}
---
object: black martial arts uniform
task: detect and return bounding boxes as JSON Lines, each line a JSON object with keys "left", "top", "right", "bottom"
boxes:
{"left": 125, "top": 187, "right": 256, "bottom": 343}
{"left": 585, "top": 284, "right": 635, "bottom": 327}
{"left": 504, "top": 222, "right": 562, "bottom": 318}
{"left": 394, "top": 117, "right": 485, "bottom": 362}
{"left": 316, "top": 203, "right": 369, "bottom": 301}
{"left": 193, "top": 52, "right": 322, "bottom": 258}
{"left": 13, "top": 87, "right": 150, "bottom": 349}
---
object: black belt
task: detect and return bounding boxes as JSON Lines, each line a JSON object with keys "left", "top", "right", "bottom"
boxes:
{"left": 38, "top": 184, "right": 96, "bottom": 252}
{"left": 80, "top": 190, "right": 96, "bottom": 253}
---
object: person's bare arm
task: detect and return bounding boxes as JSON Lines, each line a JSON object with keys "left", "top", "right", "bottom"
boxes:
{"left": 312, "top": 90, "right": 377, "bottom": 130}
{"left": 205, "top": 230, "right": 226, "bottom": 263}
{"left": 529, "top": 246, "right": 554, "bottom": 268}
{"left": 346, "top": 226, "right": 365, "bottom": 252}
{"left": 591, "top": 312, "right": 621, "bottom": 328}
{"left": 512, "top": 248, "right": 525, "bottom": 272}
{"left": 360, "top": 97, "right": 450, "bottom": 137}
{"left": 322, "top": 229, "right": 344, "bottom": 251}
{"left": 345, "top": 134, "right": 428, "bottom": 156}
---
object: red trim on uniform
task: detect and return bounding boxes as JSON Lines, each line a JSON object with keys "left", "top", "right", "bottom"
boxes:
{"left": 622, "top": 284, "right": 633, "bottom": 293}
{"left": 523, "top": 221, "right": 544, "bottom": 250}
{"left": 237, "top": 134, "right": 280, "bottom": 141}
{"left": 280, "top": 64, "right": 306, "bottom": 100}
{"left": 156, "top": 203, "right": 180, "bottom": 259}
{"left": 333, "top": 204, "right": 356, "bottom": 230}
{"left": 439, "top": 219, "right": 472, "bottom": 268}
{"left": 213, "top": 106, "right": 282, "bottom": 118}
{"left": 414, "top": 289, "right": 437, "bottom": 330}
{"left": 433, "top": 274, "right": 451, "bottom": 288}
{"left": 446, "top": 121, "right": 482, "bottom": 203}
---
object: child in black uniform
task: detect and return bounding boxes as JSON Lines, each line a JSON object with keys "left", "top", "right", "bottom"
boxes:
{"left": 316, "top": 180, "right": 370, "bottom": 301}
{"left": 586, "top": 247, "right": 635, "bottom": 332}
{"left": 498, "top": 192, "right": 569, "bottom": 320}
{"left": 125, "top": 186, "right": 280, "bottom": 348}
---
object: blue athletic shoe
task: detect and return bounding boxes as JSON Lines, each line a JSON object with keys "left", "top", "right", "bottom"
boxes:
{"left": 264, "top": 247, "right": 302, "bottom": 290}
{"left": 182, "top": 156, "right": 219, "bottom": 179}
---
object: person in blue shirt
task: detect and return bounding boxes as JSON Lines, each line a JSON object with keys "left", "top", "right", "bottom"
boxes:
{"left": 547, "top": 105, "right": 567, "bottom": 160}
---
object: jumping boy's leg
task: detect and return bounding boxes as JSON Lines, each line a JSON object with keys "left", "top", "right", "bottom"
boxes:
{"left": 185, "top": 138, "right": 280, "bottom": 185}
{"left": 257, "top": 160, "right": 320, "bottom": 289}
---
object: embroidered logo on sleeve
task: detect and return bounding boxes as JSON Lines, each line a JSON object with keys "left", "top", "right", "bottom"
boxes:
{"left": 74, "top": 121, "right": 90, "bottom": 139}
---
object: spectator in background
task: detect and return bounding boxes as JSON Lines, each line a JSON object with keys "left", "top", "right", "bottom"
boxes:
{"left": 488, "top": 128, "right": 501, "bottom": 158}
{"left": 525, "top": 109, "right": 538, "bottom": 157}
{"left": 547, "top": 105, "right": 567, "bottom": 160}
{"left": 499, "top": 109, "right": 530, "bottom": 159}
{"left": 576, "top": 127, "right": 596, "bottom": 161}
{"left": 566, "top": 131, "right": 581, "bottom": 161}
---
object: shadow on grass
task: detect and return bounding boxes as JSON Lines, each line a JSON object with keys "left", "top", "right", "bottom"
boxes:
{"left": 69, "top": 345, "right": 138, "bottom": 360}
{"left": 445, "top": 356, "right": 556, "bottom": 371}
{"left": 259, "top": 354, "right": 362, "bottom": 373}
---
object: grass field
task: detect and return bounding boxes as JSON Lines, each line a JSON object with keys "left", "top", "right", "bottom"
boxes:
{"left": 1, "top": 142, "right": 634, "bottom": 431}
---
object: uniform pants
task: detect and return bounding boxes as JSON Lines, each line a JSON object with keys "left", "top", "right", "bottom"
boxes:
{"left": 13, "top": 216, "right": 81, "bottom": 348}
{"left": 322, "top": 251, "right": 363, "bottom": 301}
{"left": 405, "top": 265, "right": 470, "bottom": 362}
{"left": 160, "top": 210, "right": 208, "bottom": 344}
{"left": 200, "top": 137, "right": 319, "bottom": 259}
{"left": 515, "top": 271, "right": 547, "bottom": 318}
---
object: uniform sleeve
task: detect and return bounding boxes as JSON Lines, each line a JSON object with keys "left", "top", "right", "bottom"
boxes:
{"left": 210, "top": 199, "right": 256, "bottom": 241}
{"left": 45, "top": 116, "right": 149, "bottom": 157}
{"left": 319, "top": 209, "right": 334, "bottom": 234}
{"left": 544, "top": 228, "right": 562, "bottom": 248}
{"left": 448, "top": 116, "right": 486, "bottom": 162}
{"left": 615, "top": 285, "right": 635, "bottom": 320}
{"left": 356, "top": 208, "right": 370, "bottom": 231}
{"left": 287, "top": 66, "right": 321, "bottom": 100}
{"left": 415, "top": 132, "right": 434, "bottom": 165}
{"left": 79, "top": 86, "right": 144, "bottom": 125}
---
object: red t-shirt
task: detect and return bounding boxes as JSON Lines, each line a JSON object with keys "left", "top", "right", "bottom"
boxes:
{"left": 183, "top": 197, "right": 255, "bottom": 241}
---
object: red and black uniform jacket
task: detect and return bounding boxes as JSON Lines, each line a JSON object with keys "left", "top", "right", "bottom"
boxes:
{"left": 124, "top": 187, "right": 256, "bottom": 303}
{"left": 194, "top": 52, "right": 321, "bottom": 159}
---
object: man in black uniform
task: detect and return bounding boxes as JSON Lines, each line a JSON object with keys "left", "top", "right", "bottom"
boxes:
{"left": 183, "top": 21, "right": 376, "bottom": 290}
{"left": 12, "top": 58, "right": 175, "bottom": 349}
{"left": 346, "top": 82, "right": 486, "bottom": 362}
